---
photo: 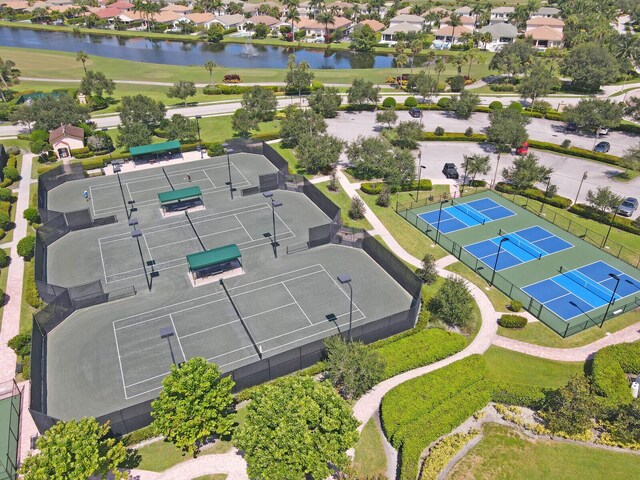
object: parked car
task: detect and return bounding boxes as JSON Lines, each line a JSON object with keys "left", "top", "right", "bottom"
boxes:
{"left": 565, "top": 122, "right": 577, "bottom": 132}
{"left": 594, "top": 141, "right": 610, "bottom": 153}
{"left": 618, "top": 197, "right": 638, "bottom": 217}
{"left": 597, "top": 126, "right": 609, "bottom": 135}
{"left": 408, "top": 107, "right": 422, "bottom": 118}
{"left": 442, "top": 163, "right": 459, "bottom": 179}
{"left": 515, "top": 142, "right": 529, "bottom": 155}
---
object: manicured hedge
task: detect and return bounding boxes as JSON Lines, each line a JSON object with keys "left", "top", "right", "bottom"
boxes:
{"left": 419, "top": 430, "right": 478, "bottom": 480}
{"left": 70, "top": 147, "right": 90, "bottom": 156}
{"left": 615, "top": 122, "right": 640, "bottom": 135}
{"left": 120, "top": 425, "right": 158, "bottom": 447}
{"left": 376, "top": 328, "right": 466, "bottom": 379}
{"left": 203, "top": 84, "right": 280, "bottom": 95}
{"left": 495, "top": 182, "right": 572, "bottom": 209}
{"left": 360, "top": 179, "right": 433, "bottom": 195}
{"left": 490, "top": 381, "right": 548, "bottom": 409}
{"left": 591, "top": 343, "right": 640, "bottom": 405}
{"left": 423, "top": 132, "right": 487, "bottom": 142}
{"left": 24, "top": 260, "right": 42, "bottom": 309}
{"left": 526, "top": 139, "right": 622, "bottom": 166}
{"left": 569, "top": 204, "right": 640, "bottom": 235}
{"left": 498, "top": 314, "right": 528, "bottom": 329}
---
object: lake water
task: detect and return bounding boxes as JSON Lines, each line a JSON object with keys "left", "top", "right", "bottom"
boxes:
{"left": 0, "top": 27, "right": 426, "bottom": 69}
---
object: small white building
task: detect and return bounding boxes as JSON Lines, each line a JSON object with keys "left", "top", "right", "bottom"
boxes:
{"left": 49, "top": 125, "right": 84, "bottom": 159}
{"left": 489, "top": 6, "right": 514, "bottom": 24}
{"left": 479, "top": 23, "right": 517, "bottom": 51}
{"left": 380, "top": 22, "right": 422, "bottom": 44}
{"left": 212, "top": 14, "right": 247, "bottom": 31}
{"left": 433, "top": 25, "right": 473, "bottom": 48}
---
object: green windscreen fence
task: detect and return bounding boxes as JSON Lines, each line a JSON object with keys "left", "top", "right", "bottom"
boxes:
{"left": 158, "top": 186, "right": 202, "bottom": 205}
{"left": 130, "top": 140, "right": 181, "bottom": 157}
{"left": 187, "top": 244, "right": 241, "bottom": 270}
{"left": 0, "top": 380, "right": 20, "bottom": 480}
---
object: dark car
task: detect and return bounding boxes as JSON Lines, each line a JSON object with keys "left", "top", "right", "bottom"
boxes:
{"left": 565, "top": 122, "right": 577, "bottom": 132}
{"left": 408, "top": 107, "right": 422, "bottom": 118}
{"left": 442, "top": 163, "right": 459, "bottom": 179}
{"left": 618, "top": 197, "right": 638, "bottom": 217}
{"left": 594, "top": 141, "right": 611, "bottom": 153}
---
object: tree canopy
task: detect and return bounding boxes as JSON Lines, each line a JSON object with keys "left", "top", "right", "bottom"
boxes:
{"left": 119, "top": 94, "right": 166, "bottom": 127}
{"left": 280, "top": 106, "right": 327, "bottom": 148}
{"left": 167, "top": 80, "right": 197, "bottom": 107}
{"left": 11, "top": 94, "right": 90, "bottom": 132}
{"left": 488, "top": 39, "right": 536, "bottom": 78}
{"left": 562, "top": 42, "right": 620, "bottom": 92}
{"left": 347, "top": 78, "right": 380, "bottom": 104}
{"left": 164, "top": 114, "right": 198, "bottom": 143}
{"left": 117, "top": 122, "right": 152, "bottom": 149}
{"left": 295, "top": 133, "right": 343, "bottom": 173}
{"left": 485, "top": 107, "right": 530, "bottom": 150}
{"left": 429, "top": 276, "right": 474, "bottom": 328}
{"left": 501, "top": 152, "right": 553, "bottom": 190}
{"left": 241, "top": 86, "right": 278, "bottom": 122}
{"left": 563, "top": 98, "right": 623, "bottom": 133}
{"left": 307, "top": 86, "right": 342, "bottom": 118}
{"left": 346, "top": 135, "right": 415, "bottom": 188}
{"left": 284, "top": 54, "right": 315, "bottom": 96}
{"left": 79, "top": 70, "right": 116, "bottom": 97}
{"left": 450, "top": 90, "right": 480, "bottom": 119}
{"left": 349, "top": 24, "right": 378, "bottom": 52}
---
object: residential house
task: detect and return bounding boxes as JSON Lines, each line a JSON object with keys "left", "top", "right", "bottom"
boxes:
{"left": 454, "top": 6, "right": 472, "bottom": 16}
{"left": 526, "top": 17, "right": 565, "bottom": 32}
{"left": 185, "top": 12, "right": 216, "bottom": 28}
{"left": 246, "top": 14, "right": 282, "bottom": 33}
{"left": 49, "top": 125, "right": 84, "bottom": 159}
{"left": 479, "top": 23, "right": 517, "bottom": 51}
{"left": 46, "top": 0, "right": 73, "bottom": 5}
{"left": 212, "top": 14, "right": 247, "bottom": 31}
{"left": 356, "top": 19, "right": 385, "bottom": 33}
{"left": 388, "top": 14, "right": 424, "bottom": 28}
{"left": 92, "top": 7, "right": 122, "bottom": 21}
{"left": 153, "top": 10, "right": 189, "bottom": 29}
{"left": 160, "top": 4, "right": 193, "bottom": 15}
{"left": 109, "top": 0, "right": 133, "bottom": 11}
{"left": 433, "top": 25, "right": 473, "bottom": 48}
{"left": 118, "top": 10, "right": 146, "bottom": 25}
{"left": 442, "top": 15, "right": 475, "bottom": 31}
{"left": 380, "top": 23, "right": 422, "bottom": 44}
{"left": 0, "top": 1, "right": 29, "bottom": 12}
{"left": 526, "top": 25, "right": 564, "bottom": 49}
{"left": 489, "top": 6, "right": 514, "bottom": 24}
{"left": 531, "top": 7, "right": 561, "bottom": 18}
{"left": 294, "top": 16, "right": 353, "bottom": 37}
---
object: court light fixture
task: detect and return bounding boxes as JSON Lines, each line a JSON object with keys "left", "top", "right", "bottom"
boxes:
{"left": 337, "top": 274, "right": 354, "bottom": 342}
{"left": 159, "top": 326, "right": 177, "bottom": 366}
{"left": 435, "top": 200, "right": 448, "bottom": 245}
{"left": 131, "top": 229, "right": 151, "bottom": 291}
{"left": 490, "top": 237, "right": 509, "bottom": 288}
{"left": 601, "top": 273, "right": 621, "bottom": 328}
{"left": 224, "top": 146, "right": 235, "bottom": 199}
{"left": 263, "top": 192, "right": 282, "bottom": 258}
{"left": 128, "top": 218, "right": 139, "bottom": 227}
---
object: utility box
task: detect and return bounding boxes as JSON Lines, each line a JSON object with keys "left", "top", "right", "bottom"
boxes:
{"left": 632, "top": 382, "right": 639, "bottom": 399}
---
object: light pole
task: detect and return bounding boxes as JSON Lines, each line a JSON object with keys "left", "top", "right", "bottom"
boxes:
{"left": 435, "top": 200, "right": 448, "bottom": 244}
{"left": 461, "top": 157, "right": 469, "bottom": 194}
{"left": 263, "top": 191, "right": 282, "bottom": 258}
{"left": 222, "top": 143, "right": 235, "bottom": 199}
{"left": 490, "top": 237, "right": 509, "bottom": 287}
{"left": 337, "top": 274, "right": 353, "bottom": 342}
{"left": 601, "top": 273, "right": 621, "bottom": 328}
{"left": 490, "top": 149, "right": 502, "bottom": 189}
{"left": 112, "top": 163, "right": 130, "bottom": 220}
{"left": 195, "top": 115, "right": 203, "bottom": 158}
{"left": 131, "top": 227, "right": 151, "bottom": 291}
{"left": 602, "top": 204, "right": 620, "bottom": 248}
{"left": 573, "top": 171, "right": 588, "bottom": 205}
{"left": 416, "top": 152, "right": 426, "bottom": 202}
{"left": 101, "top": 127, "right": 114, "bottom": 164}
{"left": 540, "top": 176, "right": 551, "bottom": 214}
{"left": 159, "top": 326, "right": 177, "bottom": 366}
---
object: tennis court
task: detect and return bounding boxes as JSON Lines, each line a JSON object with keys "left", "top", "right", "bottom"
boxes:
{"left": 464, "top": 226, "right": 573, "bottom": 271}
{"left": 418, "top": 197, "right": 515, "bottom": 234}
{"left": 523, "top": 261, "right": 640, "bottom": 321}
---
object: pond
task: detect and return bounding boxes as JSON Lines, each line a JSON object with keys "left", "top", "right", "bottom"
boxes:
{"left": 0, "top": 26, "right": 431, "bottom": 69}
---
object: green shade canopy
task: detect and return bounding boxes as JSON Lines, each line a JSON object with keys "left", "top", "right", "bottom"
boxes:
{"left": 158, "top": 186, "right": 202, "bottom": 205}
{"left": 129, "top": 140, "right": 181, "bottom": 157}
{"left": 187, "top": 244, "right": 241, "bottom": 270}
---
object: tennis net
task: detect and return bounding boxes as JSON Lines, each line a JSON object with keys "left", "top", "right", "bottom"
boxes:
{"left": 451, "top": 199, "right": 488, "bottom": 225}
{"left": 559, "top": 267, "right": 613, "bottom": 303}
{"left": 499, "top": 229, "right": 545, "bottom": 260}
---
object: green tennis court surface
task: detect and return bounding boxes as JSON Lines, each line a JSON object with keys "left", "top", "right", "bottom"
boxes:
{"left": 399, "top": 190, "right": 640, "bottom": 337}
{"left": 43, "top": 154, "right": 413, "bottom": 420}
{"left": 0, "top": 383, "right": 20, "bottom": 480}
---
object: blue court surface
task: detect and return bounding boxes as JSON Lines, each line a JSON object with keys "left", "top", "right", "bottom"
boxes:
{"left": 464, "top": 226, "right": 573, "bottom": 271}
{"left": 418, "top": 198, "right": 515, "bottom": 234}
{"left": 523, "top": 261, "right": 640, "bottom": 321}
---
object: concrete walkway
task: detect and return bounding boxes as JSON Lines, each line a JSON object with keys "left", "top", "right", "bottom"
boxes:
{"left": 133, "top": 449, "right": 249, "bottom": 480}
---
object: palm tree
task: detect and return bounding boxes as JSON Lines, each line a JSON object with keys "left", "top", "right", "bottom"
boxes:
{"left": 285, "top": 7, "right": 301, "bottom": 37}
{"left": 316, "top": 10, "right": 335, "bottom": 42}
{"left": 424, "top": 11, "right": 441, "bottom": 32}
{"left": 480, "top": 32, "right": 492, "bottom": 50}
{"left": 76, "top": 50, "right": 89, "bottom": 73}
{"left": 409, "top": 39, "right": 423, "bottom": 74}
{"left": 395, "top": 53, "right": 408, "bottom": 85}
{"left": 470, "top": 2, "right": 485, "bottom": 28}
{"left": 423, "top": 51, "right": 436, "bottom": 71}
{"left": 448, "top": 13, "right": 462, "bottom": 47}
{"left": 394, "top": 39, "right": 406, "bottom": 55}
{"left": 309, "top": 0, "right": 324, "bottom": 19}
{"left": 452, "top": 54, "right": 465, "bottom": 76}
{"left": 434, "top": 58, "right": 446, "bottom": 86}
{"left": 203, "top": 60, "right": 217, "bottom": 84}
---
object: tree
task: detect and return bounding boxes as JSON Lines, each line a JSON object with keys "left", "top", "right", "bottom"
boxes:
{"left": 284, "top": 2, "right": 301, "bottom": 34}
{"left": 165, "top": 114, "right": 198, "bottom": 142}
{"left": 450, "top": 90, "right": 480, "bottom": 119}
{"left": 207, "top": 23, "right": 225, "bottom": 43}
{"left": 280, "top": 106, "right": 327, "bottom": 148}
{"left": 488, "top": 39, "right": 536, "bottom": 78}
{"left": 0, "top": 57, "right": 20, "bottom": 103}
{"left": 485, "top": 107, "right": 530, "bottom": 185}
{"left": 253, "top": 23, "right": 270, "bottom": 39}
{"left": 346, "top": 136, "right": 414, "bottom": 188}
{"left": 625, "top": 96, "right": 640, "bottom": 122}
{"left": 151, "top": 357, "right": 234, "bottom": 456}
{"left": 348, "top": 195, "right": 366, "bottom": 219}
{"left": 409, "top": 38, "right": 423, "bottom": 74}
{"left": 79, "top": 70, "right": 116, "bottom": 97}
{"left": 241, "top": 86, "right": 277, "bottom": 122}
{"left": 17, "top": 235, "right": 35, "bottom": 259}
{"left": 461, "top": 153, "right": 491, "bottom": 187}
{"left": 347, "top": 78, "right": 380, "bottom": 105}
{"left": 621, "top": 146, "right": 640, "bottom": 177}
{"left": 316, "top": 10, "right": 335, "bottom": 41}
{"left": 501, "top": 152, "right": 553, "bottom": 191}
{"left": 76, "top": 50, "right": 89, "bottom": 73}
{"left": 234, "top": 376, "right": 358, "bottom": 479}
{"left": 449, "top": 13, "right": 462, "bottom": 43}
{"left": 563, "top": 99, "right": 623, "bottom": 137}
{"left": 323, "top": 336, "right": 385, "bottom": 400}
{"left": 86, "top": 131, "right": 113, "bottom": 152}
{"left": 117, "top": 122, "right": 152, "bottom": 149}
{"left": 284, "top": 54, "right": 315, "bottom": 100}
{"left": 349, "top": 24, "right": 378, "bottom": 52}
{"left": 545, "top": 376, "right": 597, "bottom": 436}
{"left": 203, "top": 60, "right": 217, "bottom": 84}
{"left": 519, "top": 60, "right": 557, "bottom": 108}
{"left": 607, "top": 402, "right": 640, "bottom": 445}
{"left": 119, "top": 94, "right": 165, "bottom": 127}
{"left": 394, "top": 120, "right": 423, "bottom": 148}
{"left": 407, "top": 70, "right": 437, "bottom": 102}
{"left": 9, "top": 103, "right": 37, "bottom": 132}
{"left": 8, "top": 333, "right": 31, "bottom": 357}
{"left": 11, "top": 94, "right": 90, "bottom": 132}
{"left": 295, "top": 133, "right": 343, "bottom": 173}
{"left": 562, "top": 42, "right": 620, "bottom": 93}
{"left": 434, "top": 58, "right": 446, "bottom": 86}
{"left": 231, "top": 108, "right": 258, "bottom": 136}
{"left": 307, "top": 87, "right": 342, "bottom": 118}
{"left": 19, "top": 417, "right": 128, "bottom": 480}
{"left": 585, "top": 186, "right": 624, "bottom": 214}
{"left": 376, "top": 108, "right": 398, "bottom": 128}
{"left": 167, "top": 80, "right": 197, "bottom": 107}
{"left": 395, "top": 53, "right": 409, "bottom": 84}
{"left": 429, "top": 275, "right": 474, "bottom": 327}
{"left": 417, "top": 253, "right": 438, "bottom": 284}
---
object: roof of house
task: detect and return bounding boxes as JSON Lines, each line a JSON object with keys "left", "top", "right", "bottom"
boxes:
{"left": 526, "top": 25, "right": 564, "bottom": 41}
{"left": 248, "top": 14, "right": 280, "bottom": 26}
{"left": 526, "top": 17, "right": 565, "bottom": 27}
{"left": 295, "top": 16, "right": 352, "bottom": 30}
{"left": 442, "top": 15, "right": 475, "bottom": 25}
{"left": 185, "top": 12, "right": 215, "bottom": 24}
{"left": 109, "top": 0, "right": 133, "bottom": 9}
{"left": 94, "top": 7, "right": 122, "bottom": 19}
{"left": 479, "top": 22, "right": 517, "bottom": 38}
{"left": 160, "top": 4, "right": 190, "bottom": 13}
{"left": 47, "top": 4, "right": 72, "bottom": 12}
{"left": 389, "top": 14, "right": 424, "bottom": 24}
{"left": 535, "top": 7, "right": 561, "bottom": 15}
{"left": 332, "top": 1, "right": 353, "bottom": 8}
{"left": 213, "top": 14, "right": 245, "bottom": 26}
{"left": 491, "top": 6, "right": 514, "bottom": 14}
{"left": 49, "top": 125, "right": 85, "bottom": 144}
{"left": 118, "top": 10, "right": 145, "bottom": 21}
{"left": 357, "top": 19, "right": 385, "bottom": 32}
{"left": 454, "top": 6, "right": 472, "bottom": 14}
{"left": 433, "top": 25, "right": 473, "bottom": 37}
{"left": 396, "top": 6, "right": 412, "bottom": 15}
{"left": 0, "top": 0, "right": 30, "bottom": 10}
{"left": 382, "top": 22, "right": 423, "bottom": 35}
{"left": 153, "top": 10, "right": 185, "bottom": 23}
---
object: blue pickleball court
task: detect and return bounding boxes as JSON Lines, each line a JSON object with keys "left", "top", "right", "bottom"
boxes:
{"left": 418, "top": 198, "right": 515, "bottom": 234}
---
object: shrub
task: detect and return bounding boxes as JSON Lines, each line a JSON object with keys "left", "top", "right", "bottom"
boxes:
{"left": 495, "top": 183, "right": 573, "bottom": 210}
{"left": 22, "top": 355, "right": 30, "bottom": 380}
{"left": 464, "top": 127, "right": 473, "bottom": 137}
{"left": 348, "top": 196, "right": 366, "bottom": 220}
{"left": 23, "top": 207, "right": 41, "bottom": 225}
{"left": 0, "top": 213, "right": 10, "bottom": 230}
{"left": 436, "top": 97, "right": 452, "bottom": 109}
{"left": 8, "top": 333, "right": 31, "bottom": 357}
{"left": 508, "top": 101, "right": 523, "bottom": 111}
{"left": 490, "top": 381, "right": 548, "bottom": 409}
{"left": 449, "top": 76, "right": 465, "bottom": 92}
{"left": 569, "top": 204, "right": 640, "bottom": 235}
{"left": 80, "top": 158, "right": 107, "bottom": 171}
{"left": 24, "top": 260, "right": 42, "bottom": 309}
{"left": 469, "top": 179, "right": 486, "bottom": 187}
{"left": 208, "top": 142, "right": 226, "bottom": 157}
{"left": 376, "top": 188, "right": 390, "bottom": 207}
{"left": 509, "top": 300, "right": 522, "bottom": 312}
{"left": 2, "top": 167, "right": 20, "bottom": 181}
{"left": 420, "top": 431, "right": 479, "bottom": 480}
{"left": 223, "top": 74, "right": 241, "bottom": 83}
{"left": 360, "top": 182, "right": 384, "bottom": 195}
{"left": 0, "top": 249, "right": 8, "bottom": 268}
{"left": 17, "top": 235, "right": 35, "bottom": 259}
{"left": 429, "top": 276, "right": 474, "bottom": 328}
{"left": 591, "top": 343, "right": 640, "bottom": 404}
{"left": 498, "top": 314, "right": 527, "bottom": 329}
{"left": 6, "top": 146, "right": 20, "bottom": 156}
{"left": 434, "top": 126, "right": 445, "bottom": 136}
{"left": 561, "top": 139, "right": 571, "bottom": 149}
{"left": 423, "top": 132, "right": 486, "bottom": 142}
{"left": 404, "top": 96, "right": 418, "bottom": 107}
{"left": 489, "top": 101, "right": 503, "bottom": 110}
{"left": 120, "top": 425, "right": 158, "bottom": 447}
{"left": 489, "top": 83, "right": 515, "bottom": 92}
{"left": 70, "top": 147, "right": 90, "bottom": 156}
{"left": 0, "top": 188, "right": 11, "bottom": 202}
{"left": 382, "top": 97, "right": 397, "bottom": 108}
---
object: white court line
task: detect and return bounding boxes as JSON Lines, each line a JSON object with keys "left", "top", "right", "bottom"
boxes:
{"left": 202, "top": 169, "right": 216, "bottom": 189}
{"left": 148, "top": 226, "right": 246, "bottom": 250}
{"left": 142, "top": 233, "right": 153, "bottom": 263}
{"left": 169, "top": 313, "right": 186, "bottom": 363}
{"left": 282, "top": 283, "right": 312, "bottom": 325}
{"left": 98, "top": 237, "right": 109, "bottom": 287}
{"left": 89, "top": 186, "right": 97, "bottom": 216}
{"left": 113, "top": 322, "right": 129, "bottom": 398}
{"left": 232, "top": 163, "right": 250, "bottom": 186}
{"left": 234, "top": 214, "right": 254, "bottom": 241}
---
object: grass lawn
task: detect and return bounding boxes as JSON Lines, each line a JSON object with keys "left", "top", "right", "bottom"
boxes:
{"left": 191, "top": 475, "right": 227, "bottom": 480}
{"left": 483, "top": 346, "right": 584, "bottom": 389}
{"left": 353, "top": 418, "right": 387, "bottom": 478}
{"left": 135, "top": 438, "right": 233, "bottom": 472}
{"left": 447, "top": 423, "right": 640, "bottom": 480}
{"left": 0, "top": 249, "right": 10, "bottom": 333}
{"left": 359, "top": 188, "right": 449, "bottom": 261}
{"left": 19, "top": 259, "right": 36, "bottom": 335}
{"left": 316, "top": 180, "right": 372, "bottom": 230}
{"left": 269, "top": 143, "right": 303, "bottom": 175}
{"left": 497, "top": 308, "right": 640, "bottom": 349}
{"left": 445, "top": 261, "right": 512, "bottom": 312}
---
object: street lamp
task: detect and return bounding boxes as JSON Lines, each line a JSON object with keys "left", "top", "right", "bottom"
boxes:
{"left": 112, "top": 163, "right": 130, "bottom": 220}
{"left": 490, "top": 147, "right": 503, "bottom": 189}
{"left": 601, "top": 273, "right": 621, "bottom": 328}
{"left": 490, "top": 237, "right": 509, "bottom": 287}
{"left": 337, "top": 274, "right": 353, "bottom": 342}
{"left": 131, "top": 228, "right": 151, "bottom": 291}
{"left": 222, "top": 143, "right": 235, "bottom": 199}
{"left": 263, "top": 191, "right": 282, "bottom": 258}
{"left": 602, "top": 204, "right": 620, "bottom": 248}
{"left": 540, "top": 176, "right": 551, "bottom": 214}
{"left": 101, "top": 127, "right": 114, "bottom": 163}
{"left": 194, "top": 115, "right": 203, "bottom": 158}
{"left": 159, "top": 326, "right": 177, "bottom": 366}
{"left": 435, "top": 200, "right": 448, "bottom": 244}
{"left": 416, "top": 151, "right": 426, "bottom": 202}
{"left": 573, "top": 171, "right": 587, "bottom": 205}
